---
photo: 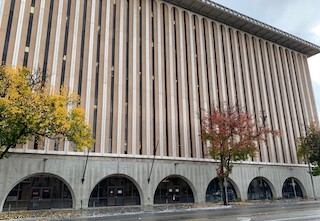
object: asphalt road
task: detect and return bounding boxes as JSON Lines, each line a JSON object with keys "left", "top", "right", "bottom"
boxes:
{"left": 67, "top": 201, "right": 320, "bottom": 221}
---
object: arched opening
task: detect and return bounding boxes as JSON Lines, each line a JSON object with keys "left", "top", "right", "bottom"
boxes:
{"left": 3, "top": 174, "right": 72, "bottom": 211}
{"left": 248, "top": 177, "right": 273, "bottom": 200}
{"left": 206, "top": 178, "right": 238, "bottom": 202}
{"left": 154, "top": 176, "right": 194, "bottom": 204}
{"left": 282, "top": 177, "right": 304, "bottom": 198}
{"left": 88, "top": 176, "right": 140, "bottom": 207}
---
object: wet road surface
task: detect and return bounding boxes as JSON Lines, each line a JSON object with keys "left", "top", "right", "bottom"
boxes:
{"left": 67, "top": 201, "right": 320, "bottom": 221}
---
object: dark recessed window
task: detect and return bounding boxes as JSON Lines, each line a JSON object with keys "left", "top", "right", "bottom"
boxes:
{"left": 23, "top": 0, "right": 36, "bottom": 67}
{"left": 42, "top": 0, "right": 55, "bottom": 82}
{"left": 77, "top": 0, "right": 88, "bottom": 96}
{"left": 124, "top": 0, "right": 129, "bottom": 154}
{"left": 184, "top": 11, "right": 193, "bottom": 158}
{"left": 60, "top": 0, "right": 72, "bottom": 87}
{"left": 108, "top": 2, "right": 117, "bottom": 153}
{"left": 2, "top": 0, "right": 16, "bottom": 65}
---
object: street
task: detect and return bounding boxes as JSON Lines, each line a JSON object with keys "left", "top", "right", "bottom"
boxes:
{"left": 67, "top": 201, "right": 320, "bottom": 221}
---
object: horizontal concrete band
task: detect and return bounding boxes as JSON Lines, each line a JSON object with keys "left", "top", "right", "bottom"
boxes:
{"left": 0, "top": 0, "right": 318, "bottom": 164}
{"left": 0, "top": 154, "right": 319, "bottom": 212}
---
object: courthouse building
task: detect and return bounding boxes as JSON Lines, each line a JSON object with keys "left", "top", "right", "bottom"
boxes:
{"left": 0, "top": 0, "right": 319, "bottom": 211}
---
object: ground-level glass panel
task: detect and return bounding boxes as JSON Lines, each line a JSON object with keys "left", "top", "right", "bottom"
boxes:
{"left": 282, "top": 177, "right": 304, "bottom": 198}
{"left": 3, "top": 175, "right": 72, "bottom": 211}
{"left": 248, "top": 177, "right": 273, "bottom": 200}
{"left": 154, "top": 176, "right": 194, "bottom": 204}
{"left": 206, "top": 178, "right": 238, "bottom": 202}
{"left": 89, "top": 176, "right": 140, "bottom": 207}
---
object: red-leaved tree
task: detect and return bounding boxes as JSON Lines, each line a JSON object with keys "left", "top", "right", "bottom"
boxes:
{"left": 200, "top": 104, "right": 279, "bottom": 205}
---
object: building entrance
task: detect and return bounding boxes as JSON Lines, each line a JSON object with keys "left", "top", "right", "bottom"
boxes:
{"left": 3, "top": 174, "right": 72, "bottom": 211}
{"left": 88, "top": 176, "right": 140, "bottom": 207}
{"left": 154, "top": 176, "right": 194, "bottom": 204}
{"left": 248, "top": 177, "right": 273, "bottom": 200}
{"left": 282, "top": 178, "right": 304, "bottom": 198}
{"left": 206, "top": 178, "right": 238, "bottom": 202}
{"left": 29, "top": 187, "right": 52, "bottom": 210}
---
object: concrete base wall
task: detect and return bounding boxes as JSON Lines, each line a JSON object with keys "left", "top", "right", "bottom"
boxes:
{"left": 1, "top": 154, "right": 319, "bottom": 212}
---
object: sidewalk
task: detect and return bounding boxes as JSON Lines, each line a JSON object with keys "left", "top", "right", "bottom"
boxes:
{"left": 0, "top": 199, "right": 316, "bottom": 221}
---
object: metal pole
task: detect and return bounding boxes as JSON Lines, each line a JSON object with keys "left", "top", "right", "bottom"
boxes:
{"left": 81, "top": 148, "right": 90, "bottom": 183}
{"left": 291, "top": 178, "right": 297, "bottom": 198}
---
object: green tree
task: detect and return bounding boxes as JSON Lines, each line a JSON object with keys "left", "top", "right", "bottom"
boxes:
{"left": 199, "top": 104, "right": 279, "bottom": 205}
{"left": 297, "top": 122, "right": 320, "bottom": 176}
{"left": 0, "top": 66, "right": 94, "bottom": 159}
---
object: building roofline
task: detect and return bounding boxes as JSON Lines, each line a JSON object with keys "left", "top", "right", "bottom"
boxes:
{"left": 164, "top": 0, "right": 320, "bottom": 57}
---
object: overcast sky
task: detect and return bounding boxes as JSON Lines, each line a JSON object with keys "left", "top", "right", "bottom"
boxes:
{"left": 212, "top": 0, "right": 320, "bottom": 121}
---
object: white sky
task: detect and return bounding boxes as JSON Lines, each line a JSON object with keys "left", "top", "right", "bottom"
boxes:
{"left": 212, "top": 0, "right": 320, "bottom": 121}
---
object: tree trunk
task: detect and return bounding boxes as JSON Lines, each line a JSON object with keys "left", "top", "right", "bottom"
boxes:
{"left": 220, "top": 155, "right": 228, "bottom": 205}
{"left": 0, "top": 144, "right": 13, "bottom": 159}
{"left": 221, "top": 177, "right": 228, "bottom": 205}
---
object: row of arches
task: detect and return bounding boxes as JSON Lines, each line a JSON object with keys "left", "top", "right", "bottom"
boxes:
{"left": 3, "top": 174, "right": 305, "bottom": 211}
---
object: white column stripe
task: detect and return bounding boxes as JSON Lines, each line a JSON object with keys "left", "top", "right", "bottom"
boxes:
{"left": 240, "top": 34, "right": 254, "bottom": 113}
{"left": 65, "top": 0, "right": 80, "bottom": 152}
{"left": 116, "top": 0, "right": 125, "bottom": 155}
{"left": 132, "top": 0, "right": 138, "bottom": 155}
{"left": 157, "top": 2, "right": 164, "bottom": 157}
{"left": 208, "top": 22, "right": 218, "bottom": 104}
{"left": 247, "top": 37, "right": 263, "bottom": 162}
{"left": 216, "top": 25, "right": 227, "bottom": 102}
{"left": 255, "top": 40, "right": 276, "bottom": 162}
{"left": 0, "top": 0, "right": 4, "bottom": 29}
{"left": 12, "top": 0, "right": 26, "bottom": 67}
{"left": 32, "top": 0, "right": 45, "bottom": 74}
{"left": 48, "top": 0, "right": 65, "bottom": 152}
{"left": 304, "top": 56, "right": 318, "bottom": 121}
{"left": 100, "top": 1, "right": 111, "bottom": 155}
{"left": 293, "top": 53, "right": 309, "bottom": 126}
{"left": 269, "top": 45, "right": 291, "bottom": 163}
{"left": 287, "top": 51, "right": 304, "bottom": 135}
{"left": 30, "top": 0, "right": 45, "bottom": 152}
{"left": 300, "top": 56, "right": 315, "bottom": 121}
{"left": 85, "top": 0, "right": 96, "bottom": 124}
{"left": 168, "top": 6, "right": 176, "bottom": 158}
{"left": 69, "top": 0, "right": 80, "bottom": 94}
{"left": 50, "top": 0, "right": 64, "bottom": 89}
{"left": 145, "top": 0, "right": 151, "bottom": 157}
{"left": 198, "top": 18, "right": 210, "bottom": 157}
{"left": 261, "top": 41, "right": 283, "bottom": 163}
{"left": 225, "top": 28, "right": 236, "bottom": 103}
{"left": 189, "top": 14, "right": 200, "bottom": 158}
{"left": 179, "top": 9, "right": 189, "bottom": 159}
{"left": 281, "top": 49, "right": 299, "bottom": 163}
{"left": 239, "top": 33, "right": 254, "bottom": 162}
{"left": 274, "top": 46, "right": 295, "bottom": 163}
{"left": 232, "top": 31, "right": 245, "bottom": 106}
{"left": 199, "top": 18, "right": 208, "bottom": 111}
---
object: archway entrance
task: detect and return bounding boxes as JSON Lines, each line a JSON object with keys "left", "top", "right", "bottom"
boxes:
{"left": 88, "top": 176, "right": 140, "bottom": 207}
{"left": 206, "top": 178, "right": 238, "bottom": 202}
{"left": 282, "top": 178, "right": 304, "bottom": 198}
{"left": 248, "top": 177, "right": 273, "bottom": 200}
{"left": 154, "top": 176, "right": 194, "bottom": 204}
{"left": 3, "top": 175, "right": 72, "bottom": 211}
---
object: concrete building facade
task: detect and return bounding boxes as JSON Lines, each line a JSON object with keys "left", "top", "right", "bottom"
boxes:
{"left": 0, "top": 0, "right": 319, "bottom": 211}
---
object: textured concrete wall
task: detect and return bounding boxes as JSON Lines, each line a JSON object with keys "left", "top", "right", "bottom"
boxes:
{"left": 1, "top": 154, "right": 319, "bottom": 212}
{"left": 1, "top": 0, "right": 318, "bottom": 165}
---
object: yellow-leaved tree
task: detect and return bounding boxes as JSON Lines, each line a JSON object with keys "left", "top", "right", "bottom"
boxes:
{"left": 0, "top": 66, "right": 94, "bottom": 159}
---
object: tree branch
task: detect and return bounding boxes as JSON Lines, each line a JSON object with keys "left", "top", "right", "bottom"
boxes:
{"left": 0, "top": 144, "right": 14, "bottom": 159}
{"left": 0, "top": 124, "right": 27, "bottom": 159}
